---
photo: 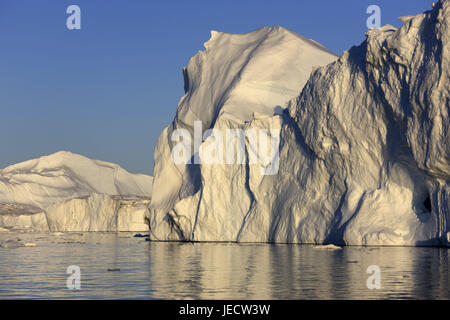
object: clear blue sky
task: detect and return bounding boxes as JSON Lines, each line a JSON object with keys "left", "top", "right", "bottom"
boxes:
{"left": 0, "top": 0, "right": 434, "bottom": 174}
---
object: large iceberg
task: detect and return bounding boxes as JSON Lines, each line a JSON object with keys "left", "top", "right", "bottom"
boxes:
{"left": 0, "top": 151, "right": 153, "bottom": 231}
{"left": 148, "top": 1, "right": 449, "bottom": 246}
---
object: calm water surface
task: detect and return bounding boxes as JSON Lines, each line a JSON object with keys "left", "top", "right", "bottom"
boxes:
{"left": 0, "top": 232, "right": 448, "bottom": 299}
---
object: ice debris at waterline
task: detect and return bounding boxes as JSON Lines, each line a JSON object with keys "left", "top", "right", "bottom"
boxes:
{"left": 148, "top": 1, "right": 450, "bottom": 246}
{"left": 0, "top": 151, "right": 153, "bottom": 232}
{"left": 0, "top": 239, "right": 36, "bottom": 249}
{"left": 313, "top": 245, "right": 343, "bottom": 250}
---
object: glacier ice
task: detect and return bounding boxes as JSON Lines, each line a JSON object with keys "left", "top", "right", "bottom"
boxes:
{"left": 149, "top": 1, "right": 450, "bottom": 246}
{"left": 0, "top": 151, "right": 153, "bottom": 231}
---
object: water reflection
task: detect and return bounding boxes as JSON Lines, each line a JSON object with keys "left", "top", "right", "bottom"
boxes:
{"left": 148, "top": 242, "right": 449, "bottom": 300}
{"left": 0, "top": 233, "right": 448, "bottom": 299}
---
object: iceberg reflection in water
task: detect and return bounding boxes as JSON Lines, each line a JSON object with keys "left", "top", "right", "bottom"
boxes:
{"left": 0, "top": 233, "right": 448, "bottom": 299}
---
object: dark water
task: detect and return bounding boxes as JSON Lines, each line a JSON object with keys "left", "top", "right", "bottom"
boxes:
{"left": 0, "top": 232, "right": 448, "bottom": 299}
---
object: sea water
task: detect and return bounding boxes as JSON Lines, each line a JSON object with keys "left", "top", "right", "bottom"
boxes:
{"left": 0, "top": 232, "right": 448, "bottom": 299}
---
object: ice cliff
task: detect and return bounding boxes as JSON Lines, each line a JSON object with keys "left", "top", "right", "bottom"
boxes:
{"left": 149, "top": 1, "right": 450, "bottom": 246}
{"left": 0, "top": 151, "right": 153, "bottom": 231}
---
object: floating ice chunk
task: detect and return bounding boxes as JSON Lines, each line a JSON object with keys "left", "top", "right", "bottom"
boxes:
{"left": 24, "top": 242, "right": 36, "bottom": 247}
{"left": 313, "top": 244, "right": 343, "bottom": 250}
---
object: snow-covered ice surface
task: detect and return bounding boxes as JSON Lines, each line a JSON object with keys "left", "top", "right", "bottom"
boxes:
{"left": 149, "top": 1, "right": 450, "bottom": 246}
{"left": 0, "top": 151, "right": 153, "bottom": 231}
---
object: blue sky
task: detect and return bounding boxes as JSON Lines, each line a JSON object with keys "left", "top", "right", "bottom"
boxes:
{"left": 0, "top": 0, "right": 434, "bottom": 174}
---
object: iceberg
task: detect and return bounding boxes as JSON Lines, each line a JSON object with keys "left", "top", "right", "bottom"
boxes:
{"left": 0, "top": 151, "right": 153, "bottom": 231}
{"left": 148, "top": 1, "right": 450, "bottom": 246}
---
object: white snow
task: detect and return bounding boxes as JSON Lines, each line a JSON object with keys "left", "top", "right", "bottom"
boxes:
{"left": 149, "top": 2, "right": 450, "bottom": 246}
{"left": 0, "top": 151, "right": 153, "bottom": 231}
